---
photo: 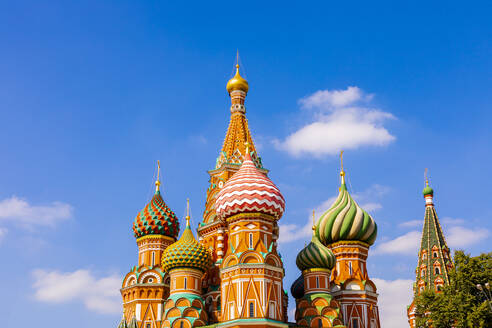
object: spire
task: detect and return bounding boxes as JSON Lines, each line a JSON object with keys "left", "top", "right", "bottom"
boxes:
{"left": 312, "top": 209, "right": 316, "bottom": 233}
{"left": 185, "top": 198, "right": 191, "bottom": 227}
{"left": 414, "top": 178, "right": 452, "bottom": 296}
{"left": 155, "top": 160, "right": 161, "bottom": 193}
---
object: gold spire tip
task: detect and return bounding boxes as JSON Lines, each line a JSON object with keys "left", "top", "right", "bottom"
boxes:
{"left": 340, "top": 150, "right": 346, "bottom": 185}
{"left": 312, "top": 210, "right": 316, "bottom": 232}
{"left": 425, "top": 168, "right": 429, "bottom": 186}
{"left": 185, "top": 198, "right": 191, "bottom": 226}
{"left": 155, "top": 160, "right": 161, "bottom": 192}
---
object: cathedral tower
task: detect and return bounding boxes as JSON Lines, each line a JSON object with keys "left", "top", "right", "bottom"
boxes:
{"left": 214, "top": 146, "right": 288, "bottom": 327}
{"left": 315, "top": 153, "right": 380, "bottom": 328}
{"left": 407, "top": 177, "right": 453, "bottom": 328}
{"left": 198, "top": 62, "right": 267, "bottom": 322}
{"left": 119, "top": 163, "right": 180, "bottom": 328}
{"left": 292, "top": 215, "right": 346, "bottom": 327}
{"left": 161, "top": 203, "right": 212, "bottom": 328}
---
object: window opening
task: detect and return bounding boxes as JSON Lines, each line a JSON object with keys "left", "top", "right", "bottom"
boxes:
{"left": 249, "top": 233, "right": 253, "bottom": 248}
{"left": 249, "top": 301, "right": 255, "bottom": 317}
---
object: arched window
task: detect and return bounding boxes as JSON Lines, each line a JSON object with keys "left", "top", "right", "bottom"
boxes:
{"left": 433, "top": 251, "right": 438, "bottom": 258}
{"left": 349, "top": 262, "right": 353, "bottom": 275}
{"left": 184, "top": 277, "right": 187, "bottom": 289}
{"left": 316, "top": 276, "right": 319, "bottom": 288}
{"left": 249, "top": 233, "right": 253, "bottom": 248}
{"left": 318, "top": 319, "right": 323, "bottom": 328}
{"left": 435, "top": 267, "right": 440, "bottom": 275}
{"left": 151, "top": 251, "right": 155, "bottom": 266}
{"left": 421, "top": 269, "right": 426, "bottom": 277}
{"left": 249, "top": 301, "right": 255, "bottom": 317}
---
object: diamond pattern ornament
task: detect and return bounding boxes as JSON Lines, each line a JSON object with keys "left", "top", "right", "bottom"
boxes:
{"left": 133, "top": 191, "right": 180, "bottom": 239}
{"left": 161, "top": 217, "right": 212, "bottom": 273}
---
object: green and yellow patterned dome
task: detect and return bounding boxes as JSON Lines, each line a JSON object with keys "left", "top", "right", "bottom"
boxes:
{"left": 316, "top": 166, "right": 378, "bottom": 246}
{"left": 296, "top": 229, "right": 336, "bottom": 271}
{"left": 161, "top": 216, "right": 212, "bottom": 273}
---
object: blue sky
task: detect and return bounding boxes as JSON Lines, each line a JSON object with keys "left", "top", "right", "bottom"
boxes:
{"left": 0, "top": 1, "right": 491, "bottom": 327}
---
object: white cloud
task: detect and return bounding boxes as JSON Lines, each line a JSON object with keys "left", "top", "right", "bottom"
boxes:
{"left": 372, "top": 278, "right": 413, "bottom": 328}
{"left": 360, "top": 202, "right": 382, "bottom": 212}
{"left": 0, "top": 196, "right": 72, "bottom": 227}
{"left": 398, "top": 220, "right": 422, "bottom": 228}
{"left": 32, "top": 269, "right": 121, "bottom": 314}
{"left": 278, "top": 218, "right": 313, "bottom": 245}
{"left": 299, "top": 86, "right": 372, "bottom": 109}
{"left": 372, "top": 231, "right": 421, "bottom": 255}
{"left": 275, "top": 87, "right": 396, "bottom": 157}
{"left": 446, "top": 226, "right": 489, "bottom": 248}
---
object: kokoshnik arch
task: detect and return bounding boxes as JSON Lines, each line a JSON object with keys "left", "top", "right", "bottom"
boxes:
{"left": 117, "top": 62, "right": 382, "bottom": 328}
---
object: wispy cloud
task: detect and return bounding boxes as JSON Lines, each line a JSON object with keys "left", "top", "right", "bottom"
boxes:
{"left": 0, "top": 196, "right": 73, "bottom": 227}
{"left": 376, "top": 217, "right": 489, "bottom": 255}
{"left": 398, "top": 220, "right": 422, "bottom": 228}
{"left": 372, "top": 278, "right": 413, "bottom": 328}
{"left": 32, "top": 269, "right": 121, "bottom": 314}
{"left": 274, "top": 86, "right": 396, "bottom": 157}
{"left": 373, "top": 231, "right": 421, "bottom": 255}
{"left": 0, "top": 227, "right": 6, "bottom": 243}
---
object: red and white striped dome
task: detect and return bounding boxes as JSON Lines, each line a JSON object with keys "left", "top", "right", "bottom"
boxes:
{"left": 215, "top": 153, "right": 285, "bottom": 219}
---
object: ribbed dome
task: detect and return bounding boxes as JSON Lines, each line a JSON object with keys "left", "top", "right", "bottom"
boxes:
{"left": 133, "top": 191, "right": 180, "bottom": 239}
{"left": 296, "top": 233, "right": 336, "bottom": 271}
{"left": 290, "top": 275, "right": 305, "bottom": 299}
{"left": 226, "top": 64, "right": 249, "bottom": 94}
{"left": 215, "top": 152, "right": 285, "bottom": 219}
{"left": 161, "top": 218, "right": 212, "bottom": 273}
{"left": 316, "top": 175, "right": 377, "bottom": 246}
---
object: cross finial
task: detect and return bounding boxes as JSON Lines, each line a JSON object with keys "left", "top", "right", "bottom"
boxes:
{"left": 185, "top": 198, "right": 190, "bottom": 226}
{"left": 425, "top": 168, "right": 429, "bottom": 186}
{"left": 236, "top": 49, "right": 239, "bottom": 69}
{"left": 155, "top": 160, "right": 161, "bottom": 192}
{"left": 340, "top": 150, "right": 346, "bottom": 184}
{"left": 312, "top": 209, "right": 316, "bottom": 232}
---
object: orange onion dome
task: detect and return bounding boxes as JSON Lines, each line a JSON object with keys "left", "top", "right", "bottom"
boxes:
{"left": 215, "top": 152, "right": 285, "bottom": 219}
{"left": 133, "top": 189, "right": 180, "bottom": 239}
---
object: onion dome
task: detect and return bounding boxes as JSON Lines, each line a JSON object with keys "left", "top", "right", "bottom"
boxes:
{"left": 226, "top": 64, "right": 249, "bottom": 94}
{"left": 290, "top": 275, "right": 305, "bottom": 299}
{"left": 161, "top": 216, "right": 212, "bottom": 273}
{"left": 296, "top": 230, "right": 336, "bottom": 271}
{"left": 423, "top": 179, "right": 434, "bottom": 196}
{"left": 133, "top": 170, "right": 179, "bottom": 239}
{"left": 316, "top": 155, "right": 377, "bottom": 246}
{"left": 215, "top": 150, "right": 285, "bottom": 219}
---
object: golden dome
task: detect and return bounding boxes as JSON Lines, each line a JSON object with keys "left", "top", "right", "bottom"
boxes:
{"left": 226, "top": 64, "right": 249, "bottom": 94}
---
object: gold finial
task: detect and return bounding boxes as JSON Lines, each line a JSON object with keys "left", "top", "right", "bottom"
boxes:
{"left": 226, "top": 52, "right": 249, "bottom": 94}
{"left": 185, "top": 198, "right": 190, "bottom": 226}
{"left": 340, "top": 150, "right": 346, "bottom": 184}
{"left": 425, "top": 168, "right": 429, "bottom": 186}
{"left": 155, "top": 160, "right": 161, "bottom": 192}
{"left": 312, "top": 209, "right": 316, "bottom": 232}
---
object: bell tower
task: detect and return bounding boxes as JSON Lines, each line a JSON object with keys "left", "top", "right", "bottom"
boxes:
{"left": 198, "top": 59, "right": 269, "bottom": 322}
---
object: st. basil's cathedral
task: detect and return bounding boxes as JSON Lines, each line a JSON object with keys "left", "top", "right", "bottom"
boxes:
{"left": 117, "top": 63, "right": 390, "bottom": 328}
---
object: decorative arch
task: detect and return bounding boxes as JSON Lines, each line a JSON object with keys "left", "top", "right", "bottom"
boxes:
{"left": 123, "top": 274, "right": 137, "bottom": 287}
{"left": 239, "top": 251, "right": 262, "bottom": 264}
{"left": 175, "top": 298, "right": 191, "bottom": 308}
{"left": 139, "top": 271, "right": 161, "bottom": 284}
{"left": 222, "top": 254, "right": 239, "bottom": 268}
{"left": 265, "top": 254, "right": 281, "bottom": 267}
{"left": 343, "top": 279, "right": 364, "bottom": 291}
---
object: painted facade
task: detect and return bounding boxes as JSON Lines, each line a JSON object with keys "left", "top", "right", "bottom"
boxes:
{"left": 117, "top": 63, "right": 382, "bottom": 328}
{"left": 407, "top": 180, "right": 453, "bottom": 328}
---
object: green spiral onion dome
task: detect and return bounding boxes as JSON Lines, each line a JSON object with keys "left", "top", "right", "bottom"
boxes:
{"left": 296, "top": 233, "right": 336, "bottom": 271}
{"left": 161, "top": 217, "right": 212, "bottom": 273}
{"left": 133, "top": 190, "right": 180, "bottom": 239}
{"left": 290, "top": 274, "right": 305, "bottom": 299}
{"left": 316, "top": 173, "right": 377, "bottom": 246}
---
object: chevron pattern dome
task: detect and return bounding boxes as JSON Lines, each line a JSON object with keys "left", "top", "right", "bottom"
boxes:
{"left": 161, "top": 218, "right": 212, "bottom": 273}
{"left": 316, "top": 179, "right": 377, "bottom": 246}
{"left": 296, "top": 234, "right": 336, "bottom": 271}
{"left": 133, "top": 191, "right": 180, "bottom": 239}
{"left": 215, "top": 152, "right": 285, "bottom": 219}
